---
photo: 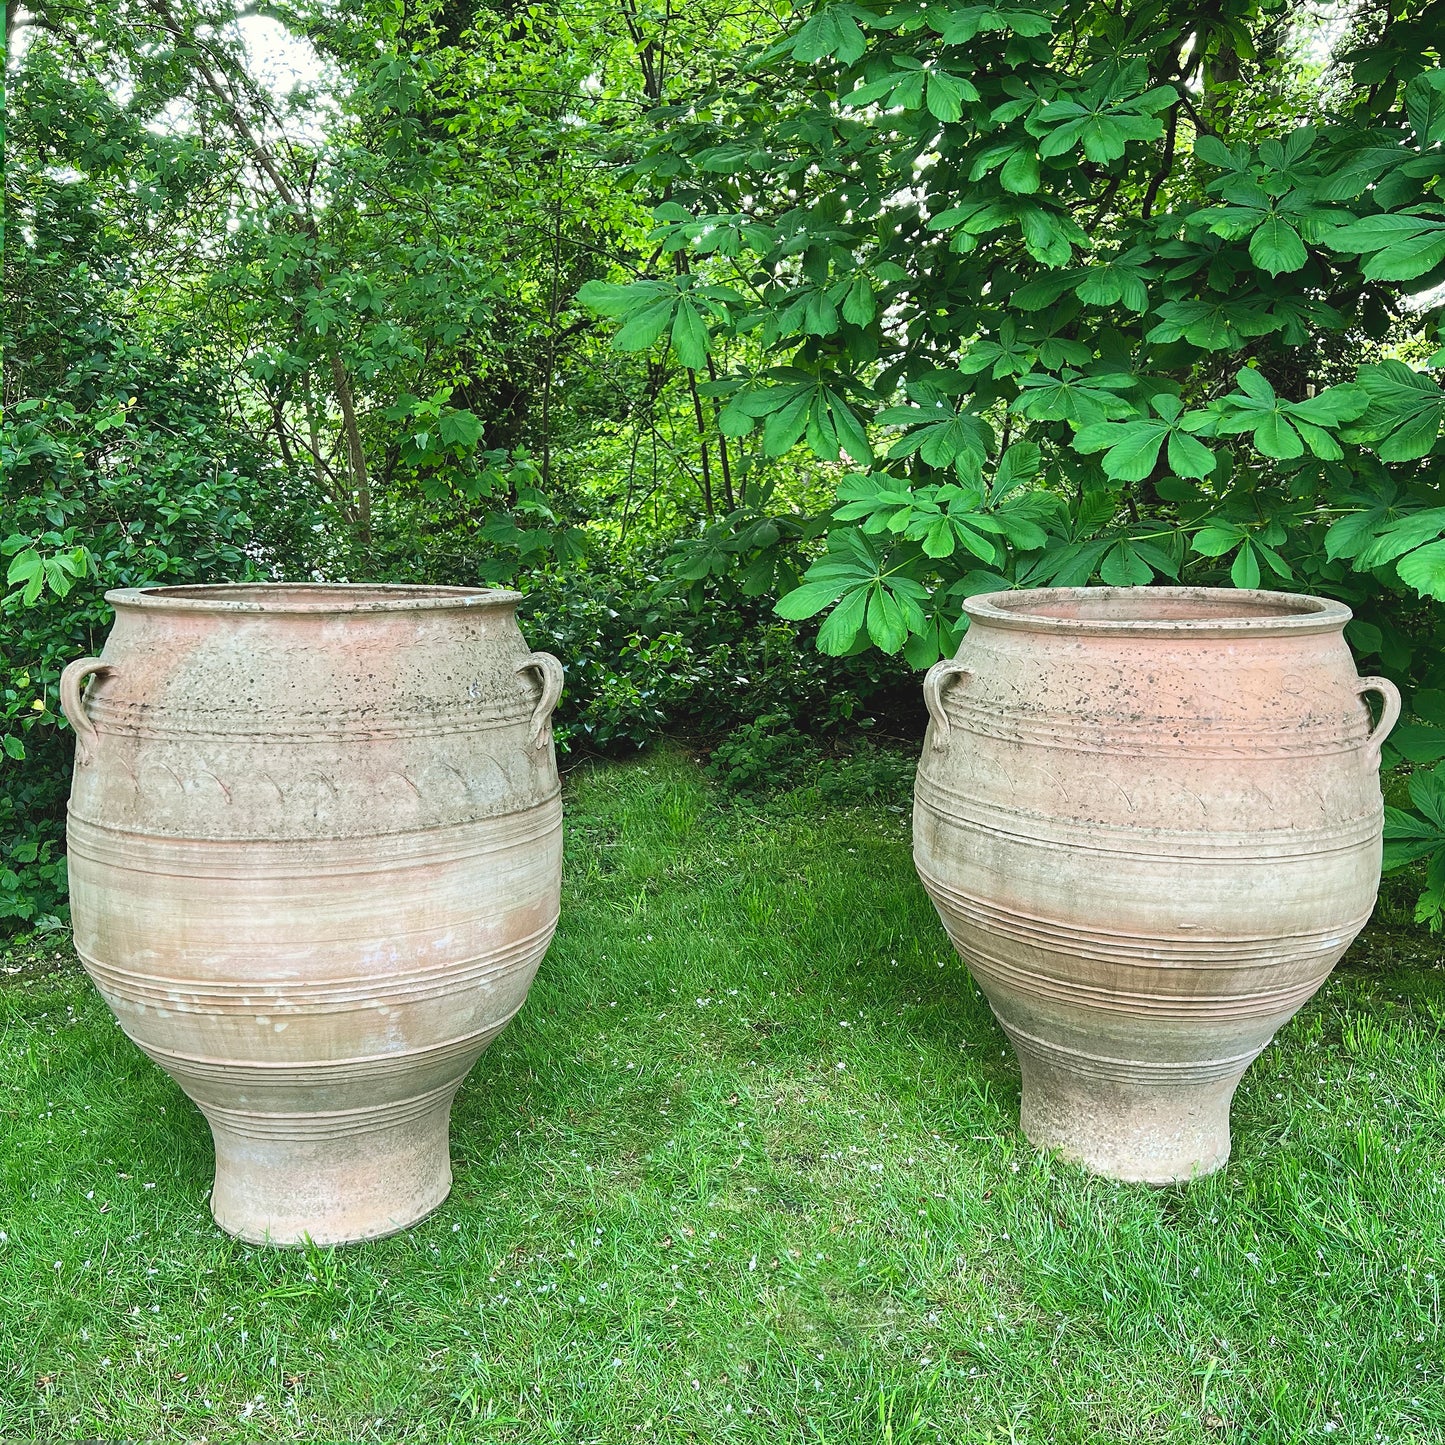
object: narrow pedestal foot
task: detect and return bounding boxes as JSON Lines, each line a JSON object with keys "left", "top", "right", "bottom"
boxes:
{"left": 205, "top": 1089, "right": 457, "bottom": 1246}
{"left": 1016, "top": 1050, "right": 1240, "bottom": 1184}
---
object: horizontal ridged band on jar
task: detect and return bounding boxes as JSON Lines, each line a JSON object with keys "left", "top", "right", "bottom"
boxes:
{"left": 914, "top": 770, "right": 1382, "bottom": 860}
{"left": 70, "top": 800, "right": 561, "bottom": 1062}
{"left": 990, "top": 1019, "right": 1272, "bottom": 1085}
{"left": 917, "top": 869, "right": 1357, "bottom": 1019}
{"left": 915, "top": 798, "right": 1376, "bottom": 1001}
{"left": 194, "top": 1077, "right": 476, "bottom": 1142}
{"left": 66, "top": 793, "right": 560, "bottom": 877}
{"left": 77, "top": 915, "right": 555, "bottom": 1020}
{"left": 85, "top": 690, "right": 533, "bottom": 739}
{"left": 129, "top": 1025, "right": 524, "bottom": 1124}
{"left": 68, "top": 728, "right": 553, "bottom": 838}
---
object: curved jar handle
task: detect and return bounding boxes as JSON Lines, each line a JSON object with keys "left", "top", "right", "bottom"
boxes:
{"left": 515, "top": 651, "right": 565, "bottom": 747}
{"left": 923, "top": 659, "right": 971, "bottom": 753}
{"left": 60, "top": 656, "right": 113, "bottom": 767}
{"left": 1357, "top": 676, "right": 1402, "bottom": 767}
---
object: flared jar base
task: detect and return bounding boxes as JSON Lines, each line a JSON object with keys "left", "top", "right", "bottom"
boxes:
{"left": 205, "top": 1085, "right": 459, "bottom": 1246}
{"left": 1014, "top": 1044, "right": 1242, "bottom": 1185}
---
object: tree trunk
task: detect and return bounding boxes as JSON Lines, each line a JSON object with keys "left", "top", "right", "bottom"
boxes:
{"left": 329, "top": 349, "right": 370, "bottom": 543}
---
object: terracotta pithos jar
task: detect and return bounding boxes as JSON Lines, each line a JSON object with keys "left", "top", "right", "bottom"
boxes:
{"left": 62, "top": 584, "right": 564, "bottom": 1245}
{"left": 914, "top": 586, "right": 1400, "bottom": 1184}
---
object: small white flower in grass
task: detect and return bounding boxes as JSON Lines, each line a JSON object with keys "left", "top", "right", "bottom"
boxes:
{"left": 613, "top": 1359, "right": 623, "bottom": 1367}
{"left": 452, "top": 1223, "right": 460, "bottom": 1231}
{"left": 53, "top": 1261, "right": 62, "bottom": 1270}
{"left": 836, "top": 1062, "right": 846, "bottom": 1071}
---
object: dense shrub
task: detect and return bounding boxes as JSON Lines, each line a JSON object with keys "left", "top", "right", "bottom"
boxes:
{"left": 1, "top": 362, "right": 282, "bottom": 926}
{"left": 522, "top": 568, "right": 911, "bottom": 755}
{"left": 705, "top": 712, "right": 819, "bottom": 794}
{"left": 704, "top": 721, "right": 917, "bottom": 804}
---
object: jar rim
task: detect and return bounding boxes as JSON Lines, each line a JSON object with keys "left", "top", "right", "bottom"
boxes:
{"left": 104, "top": 583, "right": 525, "bottom": 615}
{"left": 962, "top": 586, "right": 1352, "bottom": 637}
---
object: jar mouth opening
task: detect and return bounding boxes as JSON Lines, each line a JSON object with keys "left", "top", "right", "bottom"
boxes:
{"left": 105, "top": 584, "right": 524, "bottom": 614}
{"left": 963, "top": 586, "right": 1351, "bottom": 636}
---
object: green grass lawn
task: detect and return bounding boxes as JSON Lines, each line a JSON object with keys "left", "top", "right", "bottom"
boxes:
{"left": 4, "top": 748, "right": 1445, "bottom": 1444}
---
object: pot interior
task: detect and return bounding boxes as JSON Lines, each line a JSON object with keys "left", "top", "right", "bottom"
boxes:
{"left": 1002, "top": 591, "right": 1317, "bottom": 622}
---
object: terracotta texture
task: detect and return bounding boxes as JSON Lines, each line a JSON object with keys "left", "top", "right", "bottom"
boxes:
{"left": 62, "top": 584, "right": 564, "bottom": 1245}
{"left": 914, "top": 586, "right": 1399, "bottom": 1183}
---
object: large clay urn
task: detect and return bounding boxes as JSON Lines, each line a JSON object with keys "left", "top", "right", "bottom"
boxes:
{"left": 62, "top": 584, "right": 564, "bottom": 1244}
{"left": 914, "top": 586, "right": 1399, "bottom": 1183}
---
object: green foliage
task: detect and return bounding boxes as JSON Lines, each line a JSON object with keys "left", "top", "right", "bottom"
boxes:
{"left": 582, "top": 0, "right": 1445, "bottom": 668}
{"left": 1384, "top": 763, "right": 1445, "bottom": 931}
{"left": 0, "top": 342, "right": 276, "bottom": 926}
{"left": 0, "top": 0, "right": 811, "bottom": 929}
{"left": 10, "top": 0, "right": 1445, "bottom": 933}
{"left": 704, "top": 716, "right": 919, "bottom": 801}
{"left": 1382, "top": 688, "right": 1445, "bottom": 929}
{"left": 706, "top": 713, "right": 819, "bottom": 794}
{"left": 812, "top": 739, "right": 917, "bottom": 807}
{"left": 523, "top": 572, "right": 909, "bottom": 755}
